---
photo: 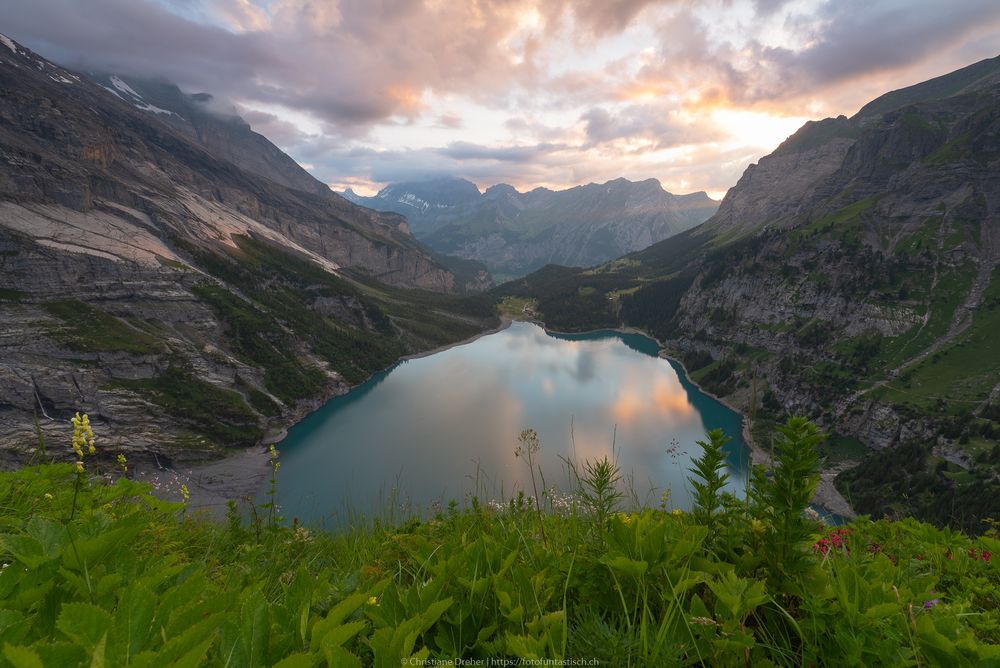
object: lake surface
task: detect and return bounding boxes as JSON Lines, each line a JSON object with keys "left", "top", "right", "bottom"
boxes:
{"left": 274, "top": 321, "right": 749, "bottom": 527}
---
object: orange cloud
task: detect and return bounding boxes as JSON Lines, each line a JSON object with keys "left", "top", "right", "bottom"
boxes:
{"left": 653, "top": 379, "right": 692, "bottom": 415}
{"left": 611, "top": 390, "right": 644, "bottom": 425}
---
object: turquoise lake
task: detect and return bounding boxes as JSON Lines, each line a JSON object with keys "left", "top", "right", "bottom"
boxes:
{"left": 275, "top": 321, "right": 749, "bottom": 527}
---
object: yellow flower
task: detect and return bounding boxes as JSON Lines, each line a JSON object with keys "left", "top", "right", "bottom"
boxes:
{"left": 671, "top": 508, "right": 683, "bottom": 516}
{"left": 44, "top": 493, "right": 53, "bottom": 501}
{"left": 75, "top": 461, "right": 84, "bottom": 474}
{"left": 71, "top": 411, "right": 96, "bottom": 458}
{"left": 180, "top": 484, "right": 190, "bottom": 502}
{"left": 751, "top": 518, "right": 766, "bottom": 535}
{"left": 367, "top": 596, "right": 378, "bottom": 606}
{"left": 116, "top": 453, "right": 127, "bottom": 472}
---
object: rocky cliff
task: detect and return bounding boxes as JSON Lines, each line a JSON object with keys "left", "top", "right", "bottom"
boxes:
{"left": 502, "top": 55, "right": 1000, "bottom": 531}
{"left": 0, "top": 34, "right": 496, "bottom": 464}
{"left": 346, "top": 177, "right": 718, "bottom": 279}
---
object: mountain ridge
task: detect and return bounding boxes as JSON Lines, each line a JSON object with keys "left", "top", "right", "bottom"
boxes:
{"left": 499, "top": 53, "right": 1000, "bottom": 531}
{"left": 345, "top": 176, "right": 718, "bottom": 279}
{"left": 0, "top": 32, "right": 497, "bottom": 462}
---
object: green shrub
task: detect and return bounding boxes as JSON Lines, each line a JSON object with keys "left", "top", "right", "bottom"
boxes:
{"left": 0, "top": 417, "right": 997, "bottom": 665}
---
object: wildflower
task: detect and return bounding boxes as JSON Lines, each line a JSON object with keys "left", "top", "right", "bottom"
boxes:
{"left": 923, "top": 599, "right": 939, "bottom": 609}
{"left": 751, "top": 518, "right": 765, "bottom": 535}
{"left": 367, "top": 596, "right": 378, "bottom": 606}
{"left": 672, "top": 508, "right": 683, "bottom": 516}
{"left": 117, "top": 453, "right": 127, "bottom": 472}
{"left": 514, "top": 429, "right": 540, "bottom": 458}
{"left": 44, "top": 493, "right": 53, "bottom": 501}
{"left": 75, "top": 461, "right": 84, "bottom": 475}
{"left": 180, "top": 484, "right": 190, "bottom": 502}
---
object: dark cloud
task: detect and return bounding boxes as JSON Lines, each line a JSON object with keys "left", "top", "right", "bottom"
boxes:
{"left": 776, "top": 0, "right": 1000, "bottom": 88}
{"left": 0, "top": 0, "right": 541, "bottom": 127}
{"left": 240, "top": 108, "right": 314, "bottom": 146}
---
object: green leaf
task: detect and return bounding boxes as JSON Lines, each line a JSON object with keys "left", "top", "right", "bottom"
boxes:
{"left": 90, "top": 632, "right": 108, "bottom": 668}
{"left": 24, "top": 517, "right": 68, "bottom": 558}
{"left": 0, "top": 610, "right": 28, "bottom": 645}
{"left": 168, "top": 635, "right": 214, "bottom": 668}
{"left": 319, "top": 620, "right": 366, "bottom": 651}
{"left": 311, "top": 593, "right": 367, "bottom": 650}
{"left": 864, "top": 603, "right": 900, "bottom": 620}
{"left": 62, "top": 520, "right": 144, "bottom": 572}
{"left": 2, "top": 644, "right": 44, "bottom": 668}
{"left": 0, "top": 535, "right": 49, "bottom": 569}
{"left": 108, "top": 582, "right": 156, "bottom": 665}
{"left": 323, "top": 643, "right": 364, "bottom": 668}
{"left": 240, "top": 589, "right": 270, "bottom": 668}
{"left": 272, "top": 654, "right": 313, "bottom": 668}
{"left": 601, "top": 556, "right": 648, "bottom": 579}
{"left": 56, "top": 602, "right": 113, "bottom": 653}
{"left": 154, "top": 613, "right": 224, "bottom": 666}
{"left": 34, "top": 642, "right": 87, "bottom": 667}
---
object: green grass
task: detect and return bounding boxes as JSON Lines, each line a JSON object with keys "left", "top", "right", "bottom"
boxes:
{"left": 873, "top": 262, "right": 977, "bottom": 371}
{"left": 112, "top": 366, "right": 262, "bottom": 447}
{"left": 43, "top": 300, "right": 164, "bottom": 355}
{"left": 878, "top": 267, "right": 1000, "bottom": 413}
{"left": 896, "top": 216, "right": 942, "bottom": 256}
{"left": 818, "top": 432, "right": 868, "bottom": 464}
{"left": 1, "top": 418, "right": 998, "bottom": 666}
{"left": 795, "top": 196, "right": 879, "bottom": 240}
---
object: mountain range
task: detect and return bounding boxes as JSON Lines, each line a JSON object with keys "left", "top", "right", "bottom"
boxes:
{"left": 0, "top": 34, "right": 496, "bottom": 461}
{"left": 344, "top": 177, "right": 718, "bottom": 280}
{"left": 501, "top": 55, "right": 1000, "bottom": 531}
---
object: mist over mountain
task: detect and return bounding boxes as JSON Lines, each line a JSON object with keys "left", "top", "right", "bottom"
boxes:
{"left": 344, "top": 177, "right": 718, "bottom": 280}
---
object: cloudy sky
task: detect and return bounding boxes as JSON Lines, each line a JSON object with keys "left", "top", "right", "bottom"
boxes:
{"left": 3, "top": 0, "right": 999, "bottom": 198}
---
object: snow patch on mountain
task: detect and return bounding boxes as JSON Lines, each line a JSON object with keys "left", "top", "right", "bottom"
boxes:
{"left": 0, "top": 34, "right": 17, "bottom": 54}
{"left": 110, "top": 75, "right": 140, "bottom": 98}
{"left": 101, "top": 76, "right": 178, "bottom": 116}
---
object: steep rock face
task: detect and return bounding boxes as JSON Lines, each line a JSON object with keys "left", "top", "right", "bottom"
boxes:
{"left": 503, "top": 55, "right": 1000, "bottom": 529}
{"left": 669, "top": 76, "right": 1000, "bottom": 423}
{"left": 346, "top": 177, "right": 718, "bottom": 278}
{"left": 705, "top": 131, "right": 857, "bottom": 236}
{"left": 0, "top": 43, "right": 455, "bottom": 292}
{"left": 0, "top": 34, "right": 495, "bottom": 463}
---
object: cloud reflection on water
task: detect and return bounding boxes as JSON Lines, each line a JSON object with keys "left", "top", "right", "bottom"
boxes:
{"left": 275, "top": 321, "right": 746, "bottom": 526}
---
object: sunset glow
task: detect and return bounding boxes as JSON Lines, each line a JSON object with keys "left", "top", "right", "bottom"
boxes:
{"left": 4, "top": 0, "right": 998, "bottom": 195}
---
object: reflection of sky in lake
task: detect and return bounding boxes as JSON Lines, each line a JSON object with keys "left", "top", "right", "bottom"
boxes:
{"left": 274, "top": 321, "right": 748, "bottom": 527}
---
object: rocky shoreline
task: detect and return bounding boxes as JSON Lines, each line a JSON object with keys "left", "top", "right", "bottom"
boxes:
{"left": 544, "top": 320, "right": 857, "bottom": 520}
{"left": 135, "top": 316, "right": 516, "bottom": 516}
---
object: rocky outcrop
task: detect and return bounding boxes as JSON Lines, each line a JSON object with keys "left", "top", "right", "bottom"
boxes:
{"left": 0, "top": 34, "right": 495, "bottom": 463}
{"left": 656, "top": 57, "right": 1000, "bottom": 453}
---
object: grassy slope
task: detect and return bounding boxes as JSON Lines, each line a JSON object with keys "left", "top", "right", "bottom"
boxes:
{"left": 1, "top": 419, "right": 998, "bottom": 667}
